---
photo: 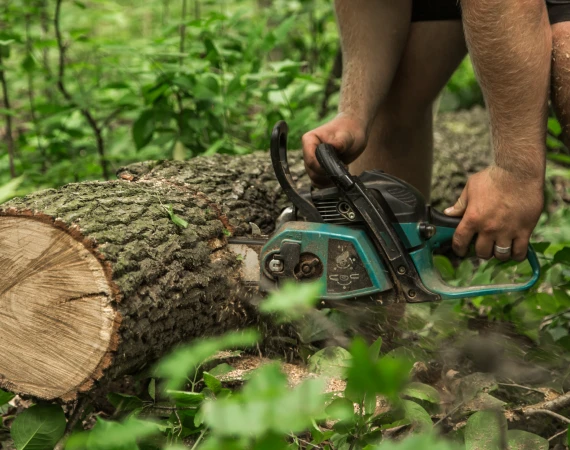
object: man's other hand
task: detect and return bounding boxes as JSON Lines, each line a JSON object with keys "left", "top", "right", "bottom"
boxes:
{"left": 444, "top": 166, "right": 543, "bottom": 262}
{"left": 302, "top": 113, "right": 368, "bottom": 187}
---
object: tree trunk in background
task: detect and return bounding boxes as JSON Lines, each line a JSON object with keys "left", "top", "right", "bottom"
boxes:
{"left": 1, "top": 107, "right": 560, "bottom": 403}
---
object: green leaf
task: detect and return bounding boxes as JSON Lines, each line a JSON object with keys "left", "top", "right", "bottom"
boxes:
{"left": 66, "top": 417, "right": 160, "bottom": 450}
{"left": 132, "top": 109, "right": 156, "bottom": 150}
{"left": 202, "top": 363, "right": 326, "bottom": 436}
{"left": 345, "top": 338, "right": 412, "bottom": 402}
{"left": 402, "top": 382, "right": 440, "bottom": 405}
{"left": 166, "top": 390, "right": 205, "bottom": 408}
{"left": 507, "top": 430, "right": 548, "bottom": 450}
{"left": 402, "top": 399, "right": 432, "bottom": 433}
{"left": 375, "top": 433, "right": 460, "bottom": 449}
{"left": 162, "top": 205, "right": 188, "bottom": 229}
{"left": 464, "top": 410, "right": 506, "bottom": 450}
{"left": 554, "top": 247, "right": 570, "bottom": 266}
{"left": 107, "top": 393, "right": 144, "bottom": 412}
{"left": 434, "top": 255, "right": 455, "bottom": 280}
{"left": 154, "top": 330, "right": 259, "bottom": 390}
{"left": 203, "top": 372, "right": 222, "bottom": 395}
{"left": 226, "top": 75, "right": 242, "bottom": 96}
{"left": 307, "top": 347, "right": 351, "bottom": 379}
{"left": 325, "top": 397, "right": 355, "bottom": 421}
{"left": 260, "top": 281, "right": 324, "bottom": 321}
{"left": 532, "top": 242, "right": 550, "bottom": 254}
{"left": 11, "top": 404, "right": 66, "bottom": 450}
{"left": 0, "top": 389, "right": 14, "bottom": 406}
{"left": 369, "top": 336, "right": 383, "bottom": 361}
{"left": 208, "top": 363, "right": 234, "bottom": 377}
{"left": 21, "top": 54, "right": 37, "bottom": 73}
{"left": 204, "top": 138, "right": 226, "bottom": 156}
{"left": 148, "top": 379, "right": 156, "bottom": 402}
{"left": 0, "top": 107, "right": 15, "bottom": 116}
{"left": 548, "top": 117, "right": 562, "bottom": 136}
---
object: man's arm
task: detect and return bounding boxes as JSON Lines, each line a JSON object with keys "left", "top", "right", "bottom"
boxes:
{"left": 302, "top": 0, "right": 411, "bottom": 186}
{"left": 463, "top": 0, "right": 550, "bottom": 177}
{"left": 446, "top": 0, "right": 551, "bottom": 261}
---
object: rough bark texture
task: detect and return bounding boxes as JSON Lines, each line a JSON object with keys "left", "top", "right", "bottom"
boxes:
{"left": 0, "top": 107, "right": 553, "bottom": 402}
{"left": 0, "top": 155, "right": 296, "bottom": 401}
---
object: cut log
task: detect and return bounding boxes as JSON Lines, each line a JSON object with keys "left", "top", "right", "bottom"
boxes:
{"left": 0, "top": 107, "right": 560, "bottom": 402}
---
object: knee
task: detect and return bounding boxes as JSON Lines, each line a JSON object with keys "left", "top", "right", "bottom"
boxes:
{"left": 377, "top": 95, "right": 434, "bottom": 131}
{"left": 552, "top": 23, "right": 570, "bottom": 57}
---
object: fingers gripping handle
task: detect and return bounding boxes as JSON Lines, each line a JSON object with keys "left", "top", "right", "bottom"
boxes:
{"left": 421, "top": 209, "right": 541, "bottom": 299}
{"left": 315, "top": 144, "right": 354, "bottom": 190}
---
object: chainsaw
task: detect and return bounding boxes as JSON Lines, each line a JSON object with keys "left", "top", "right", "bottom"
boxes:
{"left": 228, "top": 121, "right": 540, "bottom": 304}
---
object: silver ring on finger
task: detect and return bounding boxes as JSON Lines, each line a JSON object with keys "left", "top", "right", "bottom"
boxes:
{"left": 494, "top": 244, "right": 512, "bottom": 255}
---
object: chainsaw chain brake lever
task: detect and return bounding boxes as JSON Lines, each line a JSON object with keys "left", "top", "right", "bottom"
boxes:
{"left": 271, "top": 121, "right": 323, "bottom": 223}
{"left": 315, "top": 143, "right": 440, "bottom": 303}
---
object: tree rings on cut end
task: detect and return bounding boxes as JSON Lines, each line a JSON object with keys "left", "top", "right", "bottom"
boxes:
{"left": 0, "top": 216, "right": 117, "bottom": 400}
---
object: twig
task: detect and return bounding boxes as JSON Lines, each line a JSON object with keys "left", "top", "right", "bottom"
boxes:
{"left": 54, "top": 398, "right": 88, "bottom": 450}
{"left": 548, "top": 427, "right": 568, "bottom": 441}
{"left": 25, "top": 10, "right": 47, "bottom": 173}
{"left": 147, "top": 404, "right": 198, "bottom": 411}
{"left": 0, "top": 52, "right": 16, "bottom": 178}
{"left": 102, "top": 107, "right": 125, "bottom": 130}
{"left": 524, "top": 409, "right": 570, "bottom": 424}
{"left": 179, "top": 0, "right": 188, "bottom": 66}
{"left": 434, "top": 401, "right": 466, "bottom": 427}
{"left": 190, "top": 428, "right": 206, "bottom": 450}
{"left": 54, "top": 0, "right": 109, "bottom": 180}
{"left": 498, "top": 383, "right": 546, "bottom": 395}
{"left": 534, "top": 391, "right": 570, "bottom": 412}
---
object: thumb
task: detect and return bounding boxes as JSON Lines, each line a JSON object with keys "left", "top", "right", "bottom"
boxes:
{"left": 444, "top": 188, "right": 468, "bottom": 217}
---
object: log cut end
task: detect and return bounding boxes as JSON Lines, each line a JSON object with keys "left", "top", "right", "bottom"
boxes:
{"left": 0, "top": 215, "right": 118, "bottom": 401}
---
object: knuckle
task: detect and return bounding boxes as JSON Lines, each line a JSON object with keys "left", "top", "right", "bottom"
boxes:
{"left": 512, "top": 249, "right": 527, "bottom": 262}
{"left": 461, "top": 215, "right": 477, "bottom": 230}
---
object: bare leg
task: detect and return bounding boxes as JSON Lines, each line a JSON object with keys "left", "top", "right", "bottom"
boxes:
{"left": 350, "top": 21, "right": 467, "bottom": 200}
{"left": 551, "top": 22, "right": 570, "bottom": 147}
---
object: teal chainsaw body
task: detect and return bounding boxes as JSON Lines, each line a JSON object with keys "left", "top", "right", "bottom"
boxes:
{"left": 247, "top": 121, "right": 540, "bottom": 303}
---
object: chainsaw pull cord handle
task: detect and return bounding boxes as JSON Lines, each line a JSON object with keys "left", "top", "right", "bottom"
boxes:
{"left": 271, "top": 121, "right": 322, "bottom": 223}
{"left": 315, "top": 143, "right": 440, "bottom": 303}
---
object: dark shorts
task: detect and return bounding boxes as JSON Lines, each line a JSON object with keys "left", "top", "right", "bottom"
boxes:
{"left": 412, "top": 0, "right": 570, "bottom": 25}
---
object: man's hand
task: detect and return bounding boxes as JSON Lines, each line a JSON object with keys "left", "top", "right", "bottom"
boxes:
{"left": 302, "top": 114, "right": 368, "bottom": 187}
{"left": 444, "top": 166, "right": 543, "bottom": 262}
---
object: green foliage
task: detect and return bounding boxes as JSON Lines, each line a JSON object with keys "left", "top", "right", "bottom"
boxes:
{"left": 65, "top": 417, "right": 161, "bottom": 450}
{"left": 260, "top": 280, "right": 324, "bottom": 321}
{"left": 154, "top": 329, "right": 259, "bottom": 390}
{"left": 201, "top": 363, "right": 326, "bottom": 437}
{"left": 10, "top": 404, "right": 66, "bottom": 450}
{"left": 0, "top": 389, "right": 14, "bottom": 407}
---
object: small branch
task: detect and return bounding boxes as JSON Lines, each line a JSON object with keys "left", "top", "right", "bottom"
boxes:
{"left": 54, "top": 398, "right": 88, "bottom": 450}
{"left": 54, "top": 0, "right": 109, "bottom": 180}
{"left": 533, "top": 391, "right": 570, "bottom": 412}
{"left": 548, "top": 427, "right": 568, "bottom": 441}
{"left": 319, "top": 47, "right": 342, "bottom": 120}
{"left": 498, "top": 383, "right": 546, "bottom": 395}
{"left": 25, "top": 10, "right": 47, "bottom": 173}
{"left": 179, "top": 0, "right": 188, "bottom": 66}
{"left": 0, "top": 51, "right": 16, "bottom": 178}
{"left": 102, "top": 107, "right": 125, "bottom": 130}
{"left": 147, "top": 404, "right": 198, "bottom": 412}
{"left": 524, "top": 409, "right": 570, "bottom": 424}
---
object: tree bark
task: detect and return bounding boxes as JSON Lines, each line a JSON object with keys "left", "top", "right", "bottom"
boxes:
{"left": 0, "top": 107, "right": 558, "bottom": 403}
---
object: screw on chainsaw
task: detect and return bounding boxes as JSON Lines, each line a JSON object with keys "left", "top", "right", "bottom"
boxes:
{"left": 268, "top": 258, "right": 284, "bottom": 273}
{"left": 294, "top": 253, "right": 323, "bottom": 280}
